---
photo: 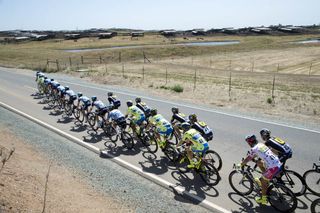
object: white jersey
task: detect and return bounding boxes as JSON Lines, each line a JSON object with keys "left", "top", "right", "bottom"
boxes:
{"left": 108, "top": 109, "right": 124, "bottom": 121}
{"left": 248, "top": 143, "right": 282, "bottom": 169}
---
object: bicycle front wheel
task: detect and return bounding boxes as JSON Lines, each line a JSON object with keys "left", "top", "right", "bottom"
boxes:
{"left": 228, "top": 170, "right": 253, "bottom": 196}
{"left": 311, "top": 198, "right": 320, "bottom": 213}
{"left": 121, "top": 131, "right": 134, "bottom": 150}
{"left": 280, "top": 170, "right": 306, "bottom": 196}
{"left": 143, "top": 132, "right": 158, "bottom": 153}
{"left": 303, "top": 169, "right": 320, "bottom": 196}
{"left": 164, "top": 141, "right": 179, "bottom": 162}
{"left": 267, "top": 184, "right": 297, "bottom": 213}
{"left": 199, "top": 161, "right": 220, "bottom": 186}
{"left": 204, "top": 150, "right": 222, "bottom": 171}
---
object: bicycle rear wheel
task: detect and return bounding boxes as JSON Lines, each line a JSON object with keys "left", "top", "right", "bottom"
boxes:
{"left": 199, "top": 161, "right": 220, "bottom": 186}
{"left": 120, "top": 131, "right": 134, "bottom": 150}
{"left": 303, "top": 169, "right": 320, "bottom": 196}
{"left": 228, "top": 170, "right": 253, "bottom": 195}
{"left": 163, "top": 141, "right": 179, "bottom": 162}
{"left": 87, "top": 113, "right": 98, "bottom": 131}
{"left": 311, "top": 198, "right": 320, "bottom": 213}
{"left": 280, "top": 170, "right": 306, "bottom": 196}
{"left": 267, "top": 184, "right": 297, "bottom": 213}
{"left": 142, "top": 131, "right": 158, "bottom": 153}
{"left": 204, "top": 150, "right": 222, "bottom": 171}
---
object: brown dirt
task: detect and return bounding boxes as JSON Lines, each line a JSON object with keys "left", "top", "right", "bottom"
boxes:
{"left": 0, "top": 128, "right": 132, "bottom": 213}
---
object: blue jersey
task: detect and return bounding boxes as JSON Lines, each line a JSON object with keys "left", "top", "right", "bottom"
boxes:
{"left": 108, "top": 109, "right": 124, "bottom": 121}
{"left": 93, "top": 100, "right": 106, "bottom": 110}
{"left": 57, "top": 85, "right": 65, "bottom": 93}
{"left": 79, "top": 96, "right": 90, "bottom": 104}
{"left": 51, "top": 81, "right": 59, "bottom": 89}
{"left": 65, "top": 90, "right": 76, "bottom": 97}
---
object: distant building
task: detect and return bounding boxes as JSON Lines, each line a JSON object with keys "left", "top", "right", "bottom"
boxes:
{"left": 192, "top": 29, "right": 206, "bottom": 36}
{"left": 278, "top": 26, "right": 304, "bottom": 33}
{"left": 250, "top": 27, "right": 272, "bottom": 34}
{"left": 98, "top": 32, "right": 117, "bottom": 39}
{"left": 161, "top": 30, "right": 176, "bottom": 37}
{"left": 64, "top": 33, "right": 81, "bottom": 40}
{"left": 131, "top": 32, "right": 144, "bottom": 37}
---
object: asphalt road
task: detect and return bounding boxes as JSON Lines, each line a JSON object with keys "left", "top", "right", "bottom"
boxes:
{"left": 0, "top": 67, "right": 319, "bottom": 212}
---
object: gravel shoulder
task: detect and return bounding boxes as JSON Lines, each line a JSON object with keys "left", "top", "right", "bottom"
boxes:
{"left": 0, "top": 107, "right": 212, "bottom": 213}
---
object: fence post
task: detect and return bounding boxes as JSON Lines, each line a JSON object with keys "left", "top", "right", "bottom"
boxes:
{"left": 309, "top": 62, "right": 313, "bottom": 76}
{"left": 46, "top": 59, "right": 49, "bottom": 69}
{"left": 277, "top": 63, "right": 280, "bottom": 73}
{"left": 228, "top": 71, "right": 232, "bottom": 100}
{"left": 210, "top": 57, "right": 212, "bottom": 68}
{"left": 81, "top": 56, "right": 84, "bottom": 64}
{"left": 99, "top": 55, "right": 102, "bottom": 64}
{"left": 165, "top": 67, "right": 168, "bottom": 85}
{"left": 69, "top": 57, "right": 72, "bottom": 67}
{"left": 251, "top": 59, "right": 254, "bottom": 72}
{"left": 56, "top": 59, "right": 59, "bottom": 71}
{"left": 229, "top": 60, "right": 232, "bottom": 71}
{"left": 122, "top": 64, "right": 124, "bottom": 77}
{"left": 105, "top": 65, "right": 108, "bottom": 76}
{"left": 192, "top": 57, "right": 194, "bottom": 66}
{"left": 193, "top": 69, "right": 197, "bottom": 91}
{"left": 119, "top": 52, "right": 121, "bottom": 63}
{"left": 272, "top": 73, "right": 276, "bottom": 103}
{"left": 142, "top": 65, "right": 145, "bottom": 81}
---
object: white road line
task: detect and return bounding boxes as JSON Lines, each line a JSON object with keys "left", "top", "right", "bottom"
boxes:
{"left": 0, "top": 101, "right": 231, "bottom": 213}
{"left": 60, "top": 80, "right": 320, "bottom": 134}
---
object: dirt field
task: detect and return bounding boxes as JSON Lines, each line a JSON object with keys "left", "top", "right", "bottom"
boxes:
{"left": 0, "top": 128, "right": 131, "bottom": 213}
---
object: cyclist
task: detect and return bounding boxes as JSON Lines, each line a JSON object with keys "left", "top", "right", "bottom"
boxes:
{"left": 107, "top": 106, "right": 126, "bottom": 129}
{"left": 238, "top": 134, "right": 282, "bottom": 205}
{"left": 57, "top": 84, "right": 66, "bottom": 98}
{"left": 107, "top": 92, "right": 121, "bottom": 109}
{"left": 43, "top": 77, "right": 51, "bottom": 95}
{"left": 170, "top": 107, "right": 188, "bottom": 139}
{"left": 148, "top": 108, "right": 173, "bottom": 149}
{"left": 260, "top": 128, "right": 292, "bottom": 166}
{"left": 135, "top": 97, "right": 151, "bottom": 118}
{"left": 64, "top": 86, "right": 77, "bottom": 105}
{"left": 35, "top": 71, "right": 44, "bottom": 82}
{"left": 90, "top": 96, "right": 109, "bottom": 128}
{"left": 36, "top": 73, "right": 46, "bottom": 94}
{"left": 76, "top": 92, "right": 91, "bottom": 122}
{"left": 125, "top": 100, "right": 145, "bottom": 136}
{"left": 176, "top": 122, "right": 209, "bottom": 169}
{"left": 188, "top": 114, "right": 213, "bottom": 141}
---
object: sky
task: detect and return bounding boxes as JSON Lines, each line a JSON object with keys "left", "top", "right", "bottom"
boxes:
{"left": 0, "top": 0, "right": 319, "bottom": 31}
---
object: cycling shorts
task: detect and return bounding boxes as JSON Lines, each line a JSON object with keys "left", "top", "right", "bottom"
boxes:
{"left": 157, "top": 125, "right": 173, "bottom": 137}
{"left": 191, "top": 143, "right": 209, "bottom": 155}
{"left": 133, "top": 114, "right": 145, "bottom": 126}
{"left": 263, "top": 166, "right": 281, "bottom": 180}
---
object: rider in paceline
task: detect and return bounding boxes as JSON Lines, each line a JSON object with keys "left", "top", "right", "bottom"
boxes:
{"left": 188, "top": 114, "right": 213, "bottom": 141}
{"left": 89, "top": 96, "right": 109, "bottom": 128}
{"left": 76, "top": 92, "right": 91, "bottom": 122}
{"left": 170, "top": 107, "right": 189, "bottom": 139}
{"left": 238, "top": 134, "right": 282, "bottom": 205}
{"left": 147, "top": 108, "right": 173, "bottom": 149}
{"left": 135, "top": 97, "right": 151, "bottom": 119}
{"left": 107, "top": 92, "right": 121, "bottom": 109}
{"left": 176, "top": 122, "right": 209, "bottom": 169}
{"left": 125, "top": 100, "right": 146, "bottom": 136}
{"left": 107, "top": 106, "right": 126, "bottom": 129}
{"left": 260, "top": 128, "right": 292, "bottom": 166}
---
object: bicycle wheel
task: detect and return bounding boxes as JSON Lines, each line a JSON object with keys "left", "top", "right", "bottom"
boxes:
{"left": 73, "top": 107, "right": 80, "bottom": 120}
{"left": 120, "top": 131, "right": 134, "bottom": 150}
{"left": 280, "top": 170, "right": 306, "bottom": 196}
{"left": 303, "top": 169, "right": 320, "bottom": 196}
{"left": 87, "top": 113, "right": 98, "bottom": 131}
{"left": 311, "top": 198, "right": 320, "bottom": 213}
{"left": 228, "top": 170, "right": 253, "bottom": 195}
{"left": 64, "top": 102, "right": 73, "bottom": 116}
{"left": 267, "top": 184, "right": 297, "bottom": 213}
{"left": 163, "top": 141, "right": 179, "bottom": 162}
{"left": 199, "top": 161, "right": 220, "bottom": 186}
{"left": 143, "top": 132, "right": 158, "bottom": 153}
{"left": 175, "top": 154, "right": 190, "bottom": 173}
{"left": 102, "top": 125, "right": 118, "bottom": 142}
{"left": 204, "top": 150, "right": 222, "bottom": 171}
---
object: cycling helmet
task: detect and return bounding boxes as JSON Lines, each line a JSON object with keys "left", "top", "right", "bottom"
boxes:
{"left": 50, "top": 78, "right": 54, "bottom": 81}
{"left": 77, "top": 92, "right": 83, "bottom": 97}
{"left": 260, "top": 128, "right": 271, "bottom": 140}
{"left": 56, "top": 83, "right": 60, "bottom": 87}
{"left": 44, "top": 76, "right": 48, "bottom": 79}
{"left": 107, "top": 92, "right": 113, "bottom": 97}
{"left": 91, "top": 96, "right": 97, "bottom": 102}
{"left": 245, "top": 134, "right": 258, "bottom": 147}
{"left": 150, "top": 108, "right": 157, "bottom": 116}
{"left": 189, "top": 114, "right": 197, "bottom": 122}
{"left": 171, "top": 107, "right": 179, "bottom": 114}
{"left": 126, "top": 100, "right": 133, "bottom": 107}
{"left": 65, "top": 86, "right": 69, "bottom": 91}
{"left": 181, "top": 122, "right": 191, "bottom": 131}
{"left": 135, "top": 97, "right": 141, "bottom": 103}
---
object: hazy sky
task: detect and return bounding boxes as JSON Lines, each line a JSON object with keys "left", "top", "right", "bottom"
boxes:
{"left": 0, "top": 0, "right": 319, "bottom": 31}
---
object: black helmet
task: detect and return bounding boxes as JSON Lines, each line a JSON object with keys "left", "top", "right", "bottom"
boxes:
{"left": 77, "top": 92, "right": 83, "bottom": 97}
{"left": 127, "top": 100, "right": 133, "bottom": 107}
{"left": 171, "top": 107, "right": 179, "bottom": 114}
{"left": 135, "top": 97, "right": 141, "bottom": 103}
{"left": 150, "top": 108, "right": 157, "bottom": 116}
{"left": 91, "top": 96, "right": 97, "bottom": 102}
{"left": 65, "top": 86, "right": 69, "bottom": 91}
{"left": 245, "top": 134, "right": 258, "bottom": 146}
{"left": 181, "top": 122, "right": 191, "bottom": 131}
{"left": 56, "top": 83, "right": 60, "bottom": 87}
{"left": 260, "top": 128, "right": 271, "bottom": 140}
{"left": 189, "top": 114, "right": 197, "bottom": 122}
{"left": 107, "top": 92, "right": 113, "bottom": 97}
{"left": 50, "top": 78, "right": 54, "bottom": 81}
{"left": 44, "top": 76, "right": 48, "bottom": 79}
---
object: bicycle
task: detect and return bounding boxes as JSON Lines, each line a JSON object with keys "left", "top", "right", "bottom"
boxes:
{"left": 311, "top": 198, "right": 320, "bottom": 213}
{"left": 110, "top": 121, "right": 134, "bottom": 150}
{"left": 73, "top": 103, "right": 90, "bottom": 124}
{"left": 229, "top": 163, "right": 297, "bottom": 212}
{"left": 303, "top": 157, "right": 320, "bottom": 196}
{"left": 252, "top": 159, "right": 306, "bottom": 196}
{"left": 174, "top": 144, "right": 221, "bottom": 186}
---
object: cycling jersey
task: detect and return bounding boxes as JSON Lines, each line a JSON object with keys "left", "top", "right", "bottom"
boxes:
{"left": 79, "top": 96, "right": 91, "bottom": 108}
{"left": 182, "top": 128, "right": 209, "bottom": 154}
{"left": 191, "top": 121, "right": 213, "bottom": 141}
{"left": 171, "top": 112, "right": 188, "bottom": 124}
{"left": 51, "top": 81, "right": 59, "bottom": 89}
{"left": 149, "top": 114, "right": 173, "bottom": 137}
{"left": 37, "top": 76, "right": 45, "bottom": 85}
{"left": 127, "top": 106, "right": 145, "bottom": 125}
{"left": 44, "top": 79, "right": 51, "bottom": 85}
{"left": 57, "top": 85, "right": 66, "bottom": 95}
{"left": 92, "top": 100, "right": 106, "bottom": 110}
{"left": 108, "top": 109, "right": 125, "bottom": 121}
{"left": 108, "top": 96, "right": 121, "bottom": 109}
{"left": 265, "top": 137, "right": 292, "bottom": 162}
{"left": 136, "top": 102, "right": 151, "bottom": 117}
{"left": 248, "top": 143, "right": 282, "bottom": 170}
